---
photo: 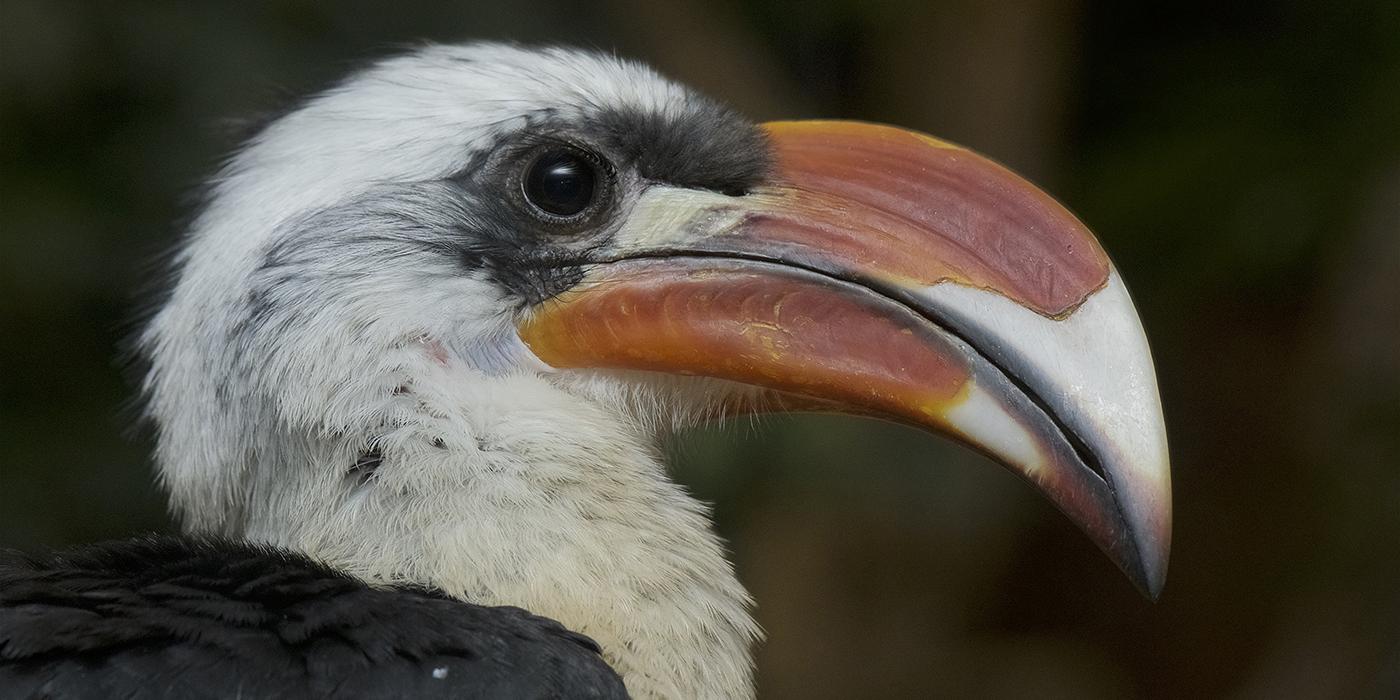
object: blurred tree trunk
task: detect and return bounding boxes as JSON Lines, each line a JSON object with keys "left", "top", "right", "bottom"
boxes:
{"left": 601, "top": 0, "right": 809, "bottom": 119}
{"left": 865, "top": 0, "right": 1081, "bottom": 183}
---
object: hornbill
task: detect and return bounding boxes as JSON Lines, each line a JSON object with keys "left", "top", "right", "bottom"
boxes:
{"left": 0, "top": 43, "right": 1171, "bottom": 698}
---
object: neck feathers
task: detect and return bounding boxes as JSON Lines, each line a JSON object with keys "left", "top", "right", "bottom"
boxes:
{"left": 235, "top": 368, "right": 759, "bottom": 699}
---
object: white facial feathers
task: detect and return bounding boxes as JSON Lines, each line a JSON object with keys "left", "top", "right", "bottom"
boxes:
{"left": 139, "top": 43, "right": 765, "bottom": 699}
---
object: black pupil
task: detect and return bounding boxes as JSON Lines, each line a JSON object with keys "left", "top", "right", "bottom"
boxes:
{"left": 524, "top": 150, "right": 596, "bottom": 217}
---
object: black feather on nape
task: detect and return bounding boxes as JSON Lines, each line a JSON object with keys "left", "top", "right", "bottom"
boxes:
{"left": 0, "top": 536, "right": 626, "bottom": 699}
{"left": 348, "top": 447, "right": 384, "bottom": 487}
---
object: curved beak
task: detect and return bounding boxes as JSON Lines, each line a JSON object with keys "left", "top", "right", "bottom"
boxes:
{"left": 518, "top": 120, "right": 1172, "bottom": 598}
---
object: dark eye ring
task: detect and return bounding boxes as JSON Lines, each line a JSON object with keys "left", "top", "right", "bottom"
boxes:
{"left": 522, "top": 147, "right": 600, "bottom": 219}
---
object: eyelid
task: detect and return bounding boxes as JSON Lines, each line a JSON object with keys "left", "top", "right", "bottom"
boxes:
{"left": 513, "top": 129, "right": 614, "bottom": 177}
{"left": 546, "top": 141, "right": 614, "bottom": 182}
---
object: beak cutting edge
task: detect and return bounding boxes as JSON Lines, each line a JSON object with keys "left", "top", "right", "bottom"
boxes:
{"left": 518, "top": 120, "right": 1172, "bottom": 598}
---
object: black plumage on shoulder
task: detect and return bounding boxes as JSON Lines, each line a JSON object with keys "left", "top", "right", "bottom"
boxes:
{"left": 0, "top": 536, "right": 627, "bottom": 699}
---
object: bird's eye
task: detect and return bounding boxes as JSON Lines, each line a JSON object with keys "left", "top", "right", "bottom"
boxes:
{"left": 523, "top": 148, "right": 599, "bottom": 218}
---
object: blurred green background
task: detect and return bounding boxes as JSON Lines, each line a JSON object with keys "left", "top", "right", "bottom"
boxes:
{"left": 2, "top": 1, "right": 1397, "bottom": 697}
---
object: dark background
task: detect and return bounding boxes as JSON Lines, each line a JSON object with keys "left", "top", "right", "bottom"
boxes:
{"left": 2, "top": 1, "right": 1397, "bottom": 697}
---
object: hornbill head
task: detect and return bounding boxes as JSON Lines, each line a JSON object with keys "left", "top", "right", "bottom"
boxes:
{"left": 141, "top": 43, "right": 1170, "bottom": 697}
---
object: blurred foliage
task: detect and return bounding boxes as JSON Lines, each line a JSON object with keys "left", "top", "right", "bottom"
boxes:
{"left": 2, "top": 1, "right": 1397, "bottom": 697}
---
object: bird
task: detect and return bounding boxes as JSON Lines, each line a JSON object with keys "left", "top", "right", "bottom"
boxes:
{"left": 0, "top": 42, "right": 1171, "bottom": 699}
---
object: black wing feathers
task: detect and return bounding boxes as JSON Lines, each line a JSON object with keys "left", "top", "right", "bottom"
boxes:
{"left": 0, "top": 536, "right": 626, "bottom": 699}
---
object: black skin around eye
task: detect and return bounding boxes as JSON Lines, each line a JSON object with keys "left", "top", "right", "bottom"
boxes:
{"left": 524, "top": 149, "right": 597, "bottom": 217}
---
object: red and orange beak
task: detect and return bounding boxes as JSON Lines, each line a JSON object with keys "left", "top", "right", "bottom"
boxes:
{"left": 518, "top": 121, "right": 1171, "bottom": 598}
